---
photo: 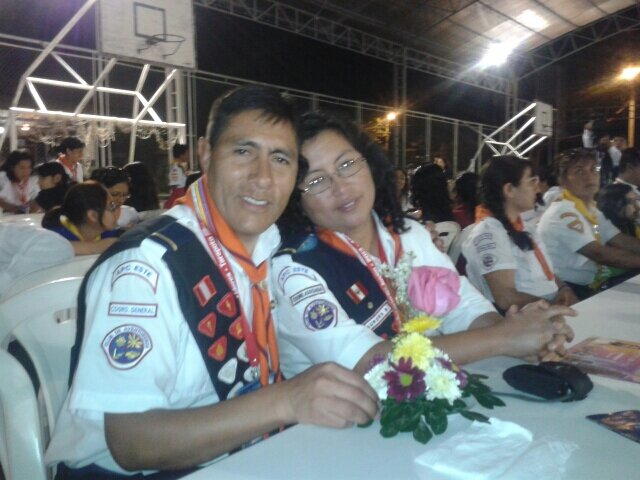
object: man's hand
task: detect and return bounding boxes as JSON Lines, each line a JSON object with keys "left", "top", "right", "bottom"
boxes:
{"left": 553, "top": 285, "right": 579, "bottom": 306}
{"left": 278, "top": 362, "right": 379, "bottom": 428}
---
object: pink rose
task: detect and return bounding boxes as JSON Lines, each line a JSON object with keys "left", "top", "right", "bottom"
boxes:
{"left": 407, "top": 266, "right": 461, "bottom": 316}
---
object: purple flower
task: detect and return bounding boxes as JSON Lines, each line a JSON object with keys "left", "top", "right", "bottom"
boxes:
{"left": 383, "top": 357, "right": 426, "bottom": 402}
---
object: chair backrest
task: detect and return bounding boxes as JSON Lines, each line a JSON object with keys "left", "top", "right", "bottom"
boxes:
{"left": 0, "top": 349, "right": 47, "bottom": 480}
{"left": 0, "top": 276, "right": 83, "bottom": 349}
{"left": 448, "top": 224, "right": 476, "bottom": 265}
{"left": 1, "top": 255, "right": 96, "bottom": 301}
{"left": 434, "top": 221, "right": 461, "bottom": 253}
{"left": 0, "top": 213, "right": 44, "bottom": 226}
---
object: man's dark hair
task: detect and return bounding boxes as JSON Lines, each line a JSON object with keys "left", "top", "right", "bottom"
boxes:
{"left": 58, "top": 136, "right": 85, "bottom": 155}
{"left": 619, "top": 148, "right": 640, "bottom": 174}
{"left": 206, "top": 85, "right": 300, "bottom": 151}
{"left": 555, "top": 148, "right": 597, "bottom": 181}
{"left": 36, "top": 161, "right": 70, "bottom": 187}
{"left": 172, "top": 143, "right": 189, "bottom": 158}
{"left": 90, "top": 166, "right": 130, "bottom": 189}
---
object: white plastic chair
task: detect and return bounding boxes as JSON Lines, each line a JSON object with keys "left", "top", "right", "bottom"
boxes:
{"left": 0, "top": 213, "right": 44, "bottom": 226}
{"left": 0, "top": 349, "right": 47, "bottom": 480}
{"left": 1, "top": 255, "right": 96, "bottom": 300}
{"left": 448, "top": 224, "right": 475, "bottom": 266}
{"left": 434, "top": 221, "right": 461, "bottom": 253}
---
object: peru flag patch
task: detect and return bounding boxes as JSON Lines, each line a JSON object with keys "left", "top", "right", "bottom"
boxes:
{"left": 193, "top": 275, "right": 217, "bottom": 307}
{"left": 346, "top": 281, "right": 368, "bottom": 304}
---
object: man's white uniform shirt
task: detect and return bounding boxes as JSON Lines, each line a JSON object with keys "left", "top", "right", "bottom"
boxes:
{"left": 463, "top": 217, "right": 558, "bottom": 303}
{"left": 538, "top": 199, "right": 620, "bottom": 285}
{"left": 271, "top": 214, "right": 495, "bottom": 379}
{"left": 45, "top": 205, "right": 280, "bottom": 474}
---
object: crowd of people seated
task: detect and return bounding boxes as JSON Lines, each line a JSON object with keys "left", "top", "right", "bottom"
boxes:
{"left": 1, "top": 85, "right": 639, "bottom": 479}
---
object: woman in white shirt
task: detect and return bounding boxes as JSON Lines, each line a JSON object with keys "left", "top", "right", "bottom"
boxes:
{"left": 463, "top": 156, "right": 577, "bottom": 311}
{"left": 0, "top": 150, "right": 40, "bottom": 214}
{"left": 91, "top": 166, "right": 140, "bottom": 229}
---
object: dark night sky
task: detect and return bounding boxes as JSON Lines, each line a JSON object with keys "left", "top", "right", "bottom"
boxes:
{"left": 1, "top": 0, "right": 638, "bottom": 142}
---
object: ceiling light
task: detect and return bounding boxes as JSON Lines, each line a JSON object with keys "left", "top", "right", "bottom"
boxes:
{"left": 478, "top": 42, "right": 516, "bottom": 68}
{"left": 620, "top": 66, "right": 640, "bottom": 81}
{"left": 386, "top": 111, "right": 398, "bottom": 121}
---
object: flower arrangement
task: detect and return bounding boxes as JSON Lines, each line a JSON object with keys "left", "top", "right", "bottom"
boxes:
{"left": 363, "top": 254, "right": 504, "bottom": 443}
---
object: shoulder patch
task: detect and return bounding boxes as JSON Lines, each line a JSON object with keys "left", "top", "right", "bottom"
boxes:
{"left": 473, "top": 232, "right": 493, "bottom": 245}
{"left": 290, "top": 284, "right": 326, "bottom": 306}
{"left": 277, "top": 265, "right": 318, "bottom": 293}
{"left": 303, "top": 299, "right": 337, "bottom": 330}
{"left": 111, "top": 261, "right": 159, "bottom": 292}
{"left": 102, "top": 324, "right": 152, "bottom": 369}
{"left": 560, "top": 212, "right": 584, "bottom": 233}
{"left": 481, "top": 253, "right": 498, "bottom": 270}
{"left": 108, "top": 302, "right": 158, "bottom": 318}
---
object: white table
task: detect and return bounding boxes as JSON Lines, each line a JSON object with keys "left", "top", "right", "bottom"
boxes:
{"left": 182, "top": 278, "right": 640, "bottom": 479}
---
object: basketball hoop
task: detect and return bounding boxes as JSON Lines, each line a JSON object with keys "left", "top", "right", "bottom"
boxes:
{"left": 137, "top": 33, "right": 186, "bottom": 58}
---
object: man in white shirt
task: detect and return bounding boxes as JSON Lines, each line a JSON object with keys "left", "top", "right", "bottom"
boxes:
{"left": 539, "top": 148, "right": 640, "bottom": 299}
{"left": 46, "top": 85, "right": 379, "bottom": 479}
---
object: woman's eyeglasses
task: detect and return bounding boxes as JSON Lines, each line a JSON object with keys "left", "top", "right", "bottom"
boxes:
{"left": 108, "top": 201, "right": 118, "bottom": 213}
{"left": 300, "top": 157, "right": 367, "bottom": 195}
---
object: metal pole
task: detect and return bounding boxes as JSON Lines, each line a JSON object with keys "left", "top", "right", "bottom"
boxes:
{"left": 629, "top": 86, "right": 636, "bottom": 147}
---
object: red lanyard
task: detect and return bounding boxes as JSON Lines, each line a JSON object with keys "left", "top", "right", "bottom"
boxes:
{"left": 12, "top": 180, "right": 29, "bottom": 206}
{"left": 195, "top": 216, "right": 261, "bottom": 371}
{"left": 343, "top": 234, "right": 403, "bottom": 327}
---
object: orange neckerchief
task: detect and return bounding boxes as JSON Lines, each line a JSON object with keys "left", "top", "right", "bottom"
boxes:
{"left": 475, "top": 204, "right": 554, "bottom": 281}
{"left": 57, "top": 154, "right": 78, "bottom": 181}
{"left": 177, "top": 177, "right": 281, "bottom": 387}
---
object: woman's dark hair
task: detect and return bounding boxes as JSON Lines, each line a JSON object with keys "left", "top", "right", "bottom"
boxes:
{"left": 42, "top": 181, "right": 109, "bottom": 229}
{"left": 4, "top": 150, "right": 33, "bottom": 182}
{"left": 123, "top": 162, "right": 160, "bottom": 211}
{"left": 90, "top": 166, "right": 130, "bottom": 189}
{"left": 481, "top": 155, "right": 534, "bottom": 251}
{"left": 278, "top": 111, "right": 405, "bottom": 235}
{"left": 410, "top": 163, "right": 454, "bottom": 223}
{"left": 36, "top": 161, "right": 70, "bottom": 188}
{"left": 597, "top": 183, "right": 635, "bottom": 235}
{"left": 454, "top": 171, "right": 479, "bottom": 214}
{"left": 57, "top": 136, "right": 85, "bottom": 155}
{"left": 394, "top": 167, "right": 409, "bottom": 198}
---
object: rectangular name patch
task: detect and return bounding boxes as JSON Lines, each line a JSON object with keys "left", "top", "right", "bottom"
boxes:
{"left": 363, "top": 302, "right": 392, "bottom": 331}
{"left": 108, "top": 302, "right": 158, "bottom": 318}
{"left": 290, "top": 285, "right": 326, "bottom": 306}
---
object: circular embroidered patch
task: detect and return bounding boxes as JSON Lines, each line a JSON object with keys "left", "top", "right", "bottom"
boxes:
{"left": 102, "top": 324, "right": 153, "bottom": 369}
{"left": 481, "top": 253, "right": 498, "bottom": 270}
{"left": 303, "top": 299, "right": 337, "bottom": 330}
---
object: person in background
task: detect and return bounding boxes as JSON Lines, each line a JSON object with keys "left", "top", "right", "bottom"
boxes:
{"left": 615, "top": 148, "right": 640, "bottom": 198}
{"left": 393, "top": 167, "right": 411, "bottom": 212}
{"left": 452, "top": 171, "right": 478, "bottom": 229}
{"left": 91, "top": 166, "right": 140, "bottom": 229}
{"left": 42, "top": 181, "right": 120, "bottom": 255}
{"left": 46, "top": 85, "right": 379, "bottom": 479}
{"left": 410, "top": 163, "right": 454, "bottom": 223}
{"left": 123, "top": 161, "right": 160, "bottom": 212}
{"left": 0, "top": 150, "right": 40, "bottom": 214}
{"left": 538, "top": 148, "right": 640, "bottom": 299}
{"left": 433, "top": 155, "right": 452, "bottom": 179}
{"left": 56, "top": 137, "right": 85, "bottom": 183}
{"left": 164, "top": 143, "right": 190, "bottom": 208}
{"left": 463, "top": 156, "right": 577, "bottom": 313}
{"left": 274, "top": 111, "right": 574, "bottom": 381}
{"left": 608, "top": 136, "right": 627, "bottom": 181}
{"left": 35, "top": 162, "right": 71, "bottom": 211}
{"left": 597, "top": 183, "right": 640, "bottom": 238}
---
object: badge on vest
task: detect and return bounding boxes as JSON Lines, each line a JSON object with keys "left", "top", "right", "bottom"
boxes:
{"left": 193, "top": 275, "right": 218, "bottom": 307}
{"left": 303, "top": 299, "right": 337, "bottom": 330}
{"left": 108, "top": 302, "right": 158, "bottom": 318}
{"left": 346, "top": 281, "right": 368, "bottom": 304}
{"left": 102, "top": 324, "right": 153, "bottom": 369}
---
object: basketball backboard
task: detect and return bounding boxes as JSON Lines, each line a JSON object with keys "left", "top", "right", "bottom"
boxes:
{"left": 98, "top": 0, "right": 196, "bottom": 69}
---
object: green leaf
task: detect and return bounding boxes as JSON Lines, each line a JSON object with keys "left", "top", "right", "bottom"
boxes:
{"left": 358, "top": 419, "right": 373, "bottom": 428}
{"left": 474, "top": 392, "right": 498, "bottom": 409}
{"left": 425, "top": 410, "right": 448, "bottom": 435}
{"left": 460, "top": 410, "right": 491, "bottom": 423}
{"left": 413, "top": 421, "right": 433, "bottom": 444}
{"left": 380, "top": 402, "right": 402, "bottom": 426}
{"left": 380, "top": 422, "right": 399, "bottom": 438}
{"left": 397, "top": 405, "right": 422, "bottom": 432}
{"left": 452, "top": 399, "right": 467, "bottom": 411}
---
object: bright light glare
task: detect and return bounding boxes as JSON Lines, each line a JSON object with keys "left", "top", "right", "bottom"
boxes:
{"left": 478, "top": 42, "right": 515, "bottom": 68}
{"left": 0, "top": 127, "right": 4, "bottom": 135}
{"left": 386, "top": 111, "right": 398, "bottom": 121}
{"left": 20, "top": 123, "right": 31, "bottom": 131}
{"left": 620, "top": 66, "right": 640, "bottom": 81}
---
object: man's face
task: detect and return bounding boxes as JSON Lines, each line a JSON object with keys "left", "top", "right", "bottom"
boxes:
{"left": 563, "top": 158, "right": 600, "bottom": 201}
{"left": 207, "top": 109, "right": 298, "bottom": 252}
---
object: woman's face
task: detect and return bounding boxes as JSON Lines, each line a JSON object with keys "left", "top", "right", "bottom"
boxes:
{"left": 100, "top": 194, "right": 119, "bottom": 231}
{"left": 394, "top": 169, "right": 406, "bottom": 193}
{"left": 509, "top": 167, "right": 539, "bottom": 213}
{"left": 300, "top": 130, "right": 375, "bottom": 236}
{"left": 109, "top": 181, "right": 130, "bottom": 208}
{"left": 14, "top": 160, "right": 33, "bottom": 182}
{"left": 622, "top": 190, "right": 640, "bottom": 222}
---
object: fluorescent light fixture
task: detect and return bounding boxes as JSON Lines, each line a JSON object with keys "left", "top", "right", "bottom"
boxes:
{"left": 516, "top": 10, "right": 548, "bottom": 31}
{"left": 478, "top": 41, "right": 516, "bottom": 68}
{"left": 620, "top": 66, "right": 640, "bottom": 81}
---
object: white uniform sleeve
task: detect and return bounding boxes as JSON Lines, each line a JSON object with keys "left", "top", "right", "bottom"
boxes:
{"left": 404, "top": 221, "right": 496, "bottom": 334}
{"left": 467, "top": 220, "right": 516, "bottom": 275}
{"left": 271, "top": 255, "right": 383, "bottom": 379}
{"left": 544, "top": 204, "right": 597, "bottom": 252}
{"left": 597, "top": 209, "right": 622, "bottom": 244}
{"left": 69, "top": 243, "right": 195, "bottom": 414}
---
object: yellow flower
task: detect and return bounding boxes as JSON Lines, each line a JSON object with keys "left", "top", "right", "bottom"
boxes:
{"left": 401, "top": 314, "right": 442, "bottom": 334}
{"left": 392, "top": 332, "right": 435, "bottom": 370}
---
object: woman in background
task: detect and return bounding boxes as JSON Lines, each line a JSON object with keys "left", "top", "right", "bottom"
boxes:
{"left": 410, "top": 163, "right": 454, "bottom": 223}
{"left": 91, "top": 166, "right": 140, "bottom": 229}
{"left": 598, "top": 183, "right": 640, "bottom": 238}
{"left": 42, "top": 182, "right": 120, "bottom": 255}
{"left": 0, "top": 150, "right": 40, "bottom": 214}
{"left": 123, "top": 161, "right": 160, "bottom": 212}
{"left": 452, "top": 171, "right": 479, "bottom": 228}
{"left": 35, "top": 162, "right": 71, "bottom": 211}
{"left": 56, "top": 137, "right": 85, "bottom": 183}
